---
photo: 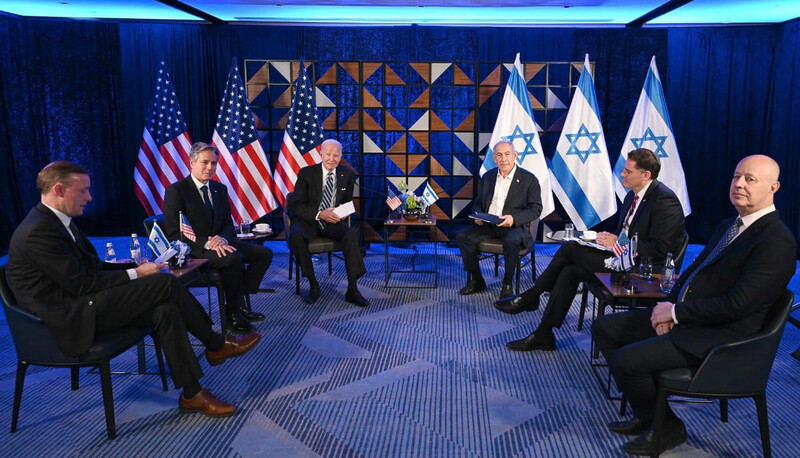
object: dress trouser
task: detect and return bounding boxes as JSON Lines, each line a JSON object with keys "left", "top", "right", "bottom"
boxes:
{"left": 95, "top": 273, "right": 219, "bottom": 389}
{"left": 456, "top": 224, "right": 528, "bottom": 285}
{"left": 289, "top": 219, "right": 365, "bottom": 282}
{"left": 200, "top": 242, "right": 273, "bottom": 312}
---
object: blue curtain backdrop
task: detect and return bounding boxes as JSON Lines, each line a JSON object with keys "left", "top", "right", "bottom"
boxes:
{"left": 1, "top": 13, "right": 798, "bottom": 254}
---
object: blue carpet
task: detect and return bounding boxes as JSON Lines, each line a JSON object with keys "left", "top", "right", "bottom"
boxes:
{"left": 0, "top": 241, "right": 798, "bottom": 457}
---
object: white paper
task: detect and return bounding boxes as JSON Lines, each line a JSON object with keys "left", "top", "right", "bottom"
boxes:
{"left": 333, "top": 201, "right": 356, "bottom": 218}
{"left": 154, "top": 247, "right": 177, "bottom": 264}
{"left": 573, "top": 237, "right": 612, "bottom": 252}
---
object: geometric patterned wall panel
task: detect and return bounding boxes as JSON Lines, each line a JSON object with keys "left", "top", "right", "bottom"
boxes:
{"left": 245, "top": 60, "right": 584, "bottom": 242}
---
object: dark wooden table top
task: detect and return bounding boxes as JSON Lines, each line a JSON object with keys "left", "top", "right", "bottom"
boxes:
{"left": 384, "top": 214, "right": 437, "bottom": 226}
{"left": 594, "top": 272, "right": 668, "bottom": 299}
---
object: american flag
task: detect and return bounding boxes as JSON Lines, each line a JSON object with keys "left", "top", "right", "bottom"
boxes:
{"left": 212, "top": 59, "right": 279, "bottom": 224}
{"left": 386, "top": 187, "right": 402, "bottom": 210}
{"left": 179, "top": 213, "right": 196, "bottom": 242}
{"left": 273, "top": 59, "right": 323, "bottom": 207}
{"left": 612, "top": 230, "right": 630, "bottom": 257}
{"left": 133, "top": 61, "right": 192, "bottom": 216}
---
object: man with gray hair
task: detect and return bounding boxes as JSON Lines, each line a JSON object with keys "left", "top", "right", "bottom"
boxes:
{"left": 164, "top": 142, "right": 274, "bottom": 333}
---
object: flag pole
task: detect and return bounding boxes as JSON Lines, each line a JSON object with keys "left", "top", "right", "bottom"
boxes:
{"left": 179, "top": 211, "right": 184, "bottom": 243}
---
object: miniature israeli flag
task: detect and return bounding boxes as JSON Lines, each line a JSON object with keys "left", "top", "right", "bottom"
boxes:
{"left": 147, "top": 222, "right": 170, "bottom": 257}
{"left": 421, "top": 182, "right": 439, "bottom": 207}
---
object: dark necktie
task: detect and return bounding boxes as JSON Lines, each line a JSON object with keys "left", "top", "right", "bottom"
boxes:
{"left": 678, "top": 217, "right": 743, "bottom": 301}
{"left": 624, "top": 195, "right": 639, "bottom": 230}
{"left": 200, "top": 185, "right": 214, "bottom": 220}
{"left": 319, "top": 172, "right": 334, "bottom": 229}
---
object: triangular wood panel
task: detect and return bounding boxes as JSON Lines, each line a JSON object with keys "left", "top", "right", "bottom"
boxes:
{"left": 248, "top": 63, "right": 269, "bottom": 84}
{"left": 388, "top": 155, "right": 407, "bottom": 174}
{"left": 455, "top": 111, "right": 475, "bottom": 131}
{"left": 409, "top": 131, "right": 429, "bottom": 152}
{"left": 362, "top": 62, "right": 382, "bottom": 82}
{"left": 387, "top": 134, "right": 407, "bottom": 153}
{"left": 428, "top": 203, "right": 450, "bottom": 221}
{"left": 435, "top": 227, "right": 450, "bottom": 242}
{"left": 362, "top": 111, "right": 383, "bottom": 131}
{"left": 273, "top": 110, "right": 290, "bottom": 129}
{"left": 247, "top": 84, "right": 266, "bottom": 104}
{"left": 253, "top": 113, "right": 267, "bottom": 130}
{"left": 341, "top": 112, "right": 360, "bottom": 130}
{"left": 316, "top": 64, "right": 337, "bottom": 84}
{"left": 339, "top": 62, "right": 360, "bottom": 83}
{"left": 410, "top": 88, "right": 430, "bottom": 108}
{"left": 429, "top": 111, "right": 450, "bottom": 131}
{"left": 274, "top": 86, "right": 293, "bottom": 107}
{"left": 388, "top": 226, "right": 407, "bottom": 241}
{"left": 323, "top": 110, "right": 338, "bottom": 130}
{"left": 360, "top": 221, "right": 384, "bottom": 242}
{"left": 453, "top": 64, "right": 473, "bottom": 85}
{"left": 429, "top": 178, "right": 449, "bottom": 198}
{"left": 362, "top": 88, "right": 383, "bottom": 108}
{"left": 478, "top": 86, "right": 500, "bottom": 106}
{"left": 429, "top": 156, "right": 448, "bottom": 175}
{"left": 529, "top": 91, "right": 544, "bottom": 109}
{"left": 525, "top": 63, "right": 545, "bottom": 82}
{"left": 407, "top": 155, "right": 427, "bottom": 174}
{"left": 453, "top": 178, "right": 475, "bottom": 199}
{"left": 480, "top": 65, "right": 502, "bottom": 86}
{"left": 385, "top": 64, "right": 405, "bottom": 85}
{"left": 385, "top": 111, "right": 405, "bottom": 131}
{"left": 410, "top": 62, "right": 430, "bottom": 83}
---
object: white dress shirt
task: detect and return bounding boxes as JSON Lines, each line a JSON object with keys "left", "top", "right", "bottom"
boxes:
{"left": 488, "top": 165, "right": 517, "bottom": 217}
{"left": 316, "top": 167, "right": 337, "bottom": 221}
{"left": 191, "top": 175, "right": 213, "bottom": 209}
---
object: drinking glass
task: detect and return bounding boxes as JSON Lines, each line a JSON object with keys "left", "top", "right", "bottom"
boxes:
{"left": 564, "top": 223, "right": 575, "bottom": 241}
{"left": 639, "top": 256, "right": 653, "bottom": 280}
{"left": 240, "top": 219, "right": 251, "bottom": 234}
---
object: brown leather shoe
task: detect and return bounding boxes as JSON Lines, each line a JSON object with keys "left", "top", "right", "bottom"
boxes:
{"left": 205, "top": 333, "right": 262, "bottom": 367}
{"left": 179, "top": 390, "right": 236, "bottom": 417}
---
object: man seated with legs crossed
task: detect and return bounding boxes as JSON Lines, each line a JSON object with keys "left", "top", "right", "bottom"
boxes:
{"left": 495, "top": 148, "right": 686, "bottom": 351}
{"left": 592, "top": 154, "right": 796, "bottom": 455}
{"left": 7, "top": 161, "right": 261, "bottom": 416}
{"left": 164, "top": 142, "right": 274, "bottom": 334}
{"left": 456, "top": 140, "right": 542, "bottom": 299}
{"left": 288, "top": 139, "right": 368, "bottom": 307}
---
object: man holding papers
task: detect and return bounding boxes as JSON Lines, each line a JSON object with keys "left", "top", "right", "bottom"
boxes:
{"left": 288, "top": 139, "right": 368, "bottom": 307}
{"left": 495, "top": 149, "right": 686, "bottom": 351}
{"left": 456, "top": 140, "right": 543, "bottom": 299}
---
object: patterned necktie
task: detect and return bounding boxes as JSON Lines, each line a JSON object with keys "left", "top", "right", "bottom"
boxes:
{"left": 200, "top": 185, "right": 213, "bottom": 220}
{"left": 678, "top": 217, "right": 743, "bottom": 301}
{"left": 319, "top": 172, "right": 334, "bottom": 228}
{"left": 624, "top": 195, "right": 639, "bottom": 230}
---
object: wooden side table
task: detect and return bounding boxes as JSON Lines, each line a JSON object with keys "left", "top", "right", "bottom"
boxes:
{"left": 383, "top": 215, "right": 438, "bottom": 288}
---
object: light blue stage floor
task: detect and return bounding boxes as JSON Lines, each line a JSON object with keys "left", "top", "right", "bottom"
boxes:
{"left": 0, "top": 241, "right": 798, "bottom": 457}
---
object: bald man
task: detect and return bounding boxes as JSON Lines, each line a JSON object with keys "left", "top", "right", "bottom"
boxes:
{"left": 592, "top": 155, "right": 796, "bottom": 456}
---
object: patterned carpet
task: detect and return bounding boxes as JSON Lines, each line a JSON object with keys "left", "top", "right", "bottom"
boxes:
{"left": 0, "top": 241, "right": 799, "bottom": 457}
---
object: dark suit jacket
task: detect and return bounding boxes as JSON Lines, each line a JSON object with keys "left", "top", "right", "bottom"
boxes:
{"left": 288, "top": 163, "right": 355, "bottom": 224}
{"left": 6, "top": 204, "right": 133, "bottom": 356}
{"left": 476, "top": 167, "right": 543, "bottom": 245}
{"left": 666, "top": 211, "right": 796, "bottom": 358}
{"left": 163, "top": 177, "right": 236, "bottom": 254}
{"left": 614, "top": 180, "right": 686, "bottom": 264}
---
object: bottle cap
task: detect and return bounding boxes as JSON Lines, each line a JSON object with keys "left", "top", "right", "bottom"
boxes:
{"left": 106, "top": 242, "right": 113, "bottom": 246}
{"left": 131, "top": 233, "right": 137, "bottom": 237}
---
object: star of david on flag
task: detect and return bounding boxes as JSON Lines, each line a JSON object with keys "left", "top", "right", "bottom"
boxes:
{"left": 550, "top": 54, "right": 616, "bottom": 231}
{"left": 482, "top": 53, "right": 554, "bottom": 218}
{"left": 212, "top": 58, "right": 279, "bottom": 225}
{"left": 148, "top": 221, "right": 170, "bottom": 257}
{"left": 613, "top": 56, "right": 691, "bottom": 216}
{"left": 421, "top": 182, "right": 439, "bottom": 207}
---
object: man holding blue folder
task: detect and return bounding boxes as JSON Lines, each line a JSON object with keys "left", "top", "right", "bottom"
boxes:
{"left": 456, "top": 140, "right": 542, "bottom": 299}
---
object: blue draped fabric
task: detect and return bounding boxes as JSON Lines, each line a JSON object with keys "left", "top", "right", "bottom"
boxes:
{"left": 1, "top": 14, "right": 798, "bottom": 254}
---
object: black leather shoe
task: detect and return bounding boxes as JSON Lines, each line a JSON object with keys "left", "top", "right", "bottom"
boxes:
{"left": 345, "top": 291, "right": 370, "bottom": 307}
{"left": 459, "top": 278, "right": 486, "bottom": 295}
{"left": 623, "top": 420, "right": 687, "bottom": 456}
{"left": 227, "top": 311, "right": 256, "bottom": 334}
{"left": 499, "top": 283, "right": 514, "bottom": 299}
{"left": 306, "top": 285, "right": 321, "bottom": 304}
{"left": 239, "top": 308, "right": 266, "bottom": 322}
{"left": 608, "top": 417, "right": 653, "bottom": 436}
{"left": 494, "top": 294, "right": 539, "bottom": 314}
{"left": 506, "top": 331, "right": 556, "bottom": 352}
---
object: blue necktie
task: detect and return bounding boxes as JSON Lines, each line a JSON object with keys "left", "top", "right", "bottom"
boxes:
{"left": 678, "top": 218, "right": 743, "bottom": 301}
{"left": 200, "top": 185, "right": 213, "bottom": 220}
{"left": 319, "top": 172, "right": 334, "bottom": 229}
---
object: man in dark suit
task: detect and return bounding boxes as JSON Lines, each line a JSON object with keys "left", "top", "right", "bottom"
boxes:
{"left": 6, "top": 161, "right": 261, "bottom": 417}
{"left": 456, "top": 140, "right": 543, "bottom": 299}
{"left": 163, "top": 142, "right": 274, "bottom": 333}
{"left": 592, "top": 155, "right": 796, "bottom": 456}
{"left": 495, "top": 149, "right": 686, "bottom": 351}
{"left": 288, "top": 139, "right": 368, "bottom": 307}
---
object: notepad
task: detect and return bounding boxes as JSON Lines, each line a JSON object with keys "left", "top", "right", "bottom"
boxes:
{"left": 468, "top": 212, "right": 504, "bottom": 225}
{"left": 334, "top": 201, "right": 356, "bottom": 218}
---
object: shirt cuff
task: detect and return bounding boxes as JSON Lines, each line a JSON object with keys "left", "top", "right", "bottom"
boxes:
{"left": 126, "top": 268, "right": 137, "bottom": 280}
{"left": 204, "top": 240, "right": 212, "bottom": 250}
{"left": 671, "top": 304, "right": 679, "bottom": 324}
{"left": 315, "top": 211, "right": 322, "bottom": 221}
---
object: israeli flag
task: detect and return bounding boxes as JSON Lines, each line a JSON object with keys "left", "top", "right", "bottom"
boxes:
{"left": 550, "top": 54, "right": 617, "bottom": 231}
{"left": 613, "top": 57, "right": 691, "bottom": 216}
{"left": 421, "top": 182, "right": 439, "bottom": 206}
{"left": 148, "top": 222, "right": 170, "bottom": 257}
{"left": 481, "top": 53, "right": 555, "bottom": 218}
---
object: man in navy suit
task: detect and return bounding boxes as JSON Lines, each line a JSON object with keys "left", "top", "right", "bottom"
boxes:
{"left": 163, "top": 142, "right": 273, "bottom": 333}
{"left": 593, "top": 155, "right": 796, "bottom": 456}
{"left": 288, "top": 139, "right": 368, "bottom": 307}
{"left": 495, "top": 149, "right": 686, "bottom": 351}
{"left": 456, "top": 140, "right": 543, "bottom": 299}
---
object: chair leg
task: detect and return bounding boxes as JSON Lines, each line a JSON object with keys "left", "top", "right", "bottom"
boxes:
{"left": 494, "top": 254, "right": 500, "bottom": 277}
{"left": 71, "top": 367, "right": 80, "bottom": 390}
{"left": 328, "top": 252, "right": 333, "bottom": 275}
{"left": 11, "top": 361, "right": 28, "bottom": 433}
{"left": 577, "top": 286, "right": 589, "bottom": 332}
{"left": 619, "top": 394, "right": 628, "bottom": 416}
{"left": 216, "top": 284, "right": 227, "bottom": 334}
{"left": 151, "top": 335, "right": 169, "bottom": 392}
{"left": 98, "top": 360, "right": 117, "bottom": 440}
{"left": 295, "top": 261, "right": 301, "bottom": 295}
{"left": 720, "top": 398, "right": 729, "bottom": 422}
{"left": 515, "top": 259, "right": 521, "bottom": 294}
{"left": 288, "top": 250, "right": 293, "bottom": 280}
{"left": 754, "top": 394, "right": 771, "bottom": 458}
{"left": 650, "top": 387, "right": 669, "bottom": 458}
